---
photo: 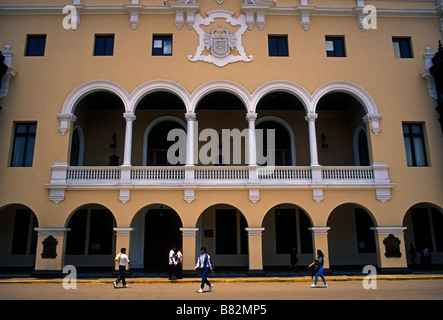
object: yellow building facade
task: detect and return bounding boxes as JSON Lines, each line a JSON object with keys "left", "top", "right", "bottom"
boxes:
{"left": 0, "top": 0, "right": 442, "bottom": 276}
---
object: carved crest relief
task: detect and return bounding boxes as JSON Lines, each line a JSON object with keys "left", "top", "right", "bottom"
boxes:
{"left": 188, "top": 10, "right": 253, "bottom": 67}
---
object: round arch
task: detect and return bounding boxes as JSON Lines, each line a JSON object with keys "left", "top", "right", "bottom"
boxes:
{"left": 61, "top": 80, "right": 130, "bottom": 115}
{"left": 130, "top": 80, "right": 191, "bottom": 113}
{"left": 251, "top": 80, "right": 311, "bottom": 113}
{"left": 261, "top": 203, "right": 314, "bottom": 267}
{"left": 402, "top": 202, "right": 443, "bottom": 266}
{"left": 190, "top": 80, "right": 251, "bottom": 113}
{"left": 129, "top": 203, "right": 183, "bottom": 269}
{"left": 0, "top": 203, "right": 39, "bottom": 267}
{"left": 312, "top": 81, "right": 379, "bottom": 115}
{"left": 64, "top": 204, "right": 117, "bottom": 264}
{"left": 327, "top": 203, "right": 378, "bottom": 267}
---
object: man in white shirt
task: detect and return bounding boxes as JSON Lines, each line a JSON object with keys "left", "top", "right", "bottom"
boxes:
{"left": 169, "top": 245, "right": 177, "bottom": 280}
{"left": 113, "top": 247, "right": 132, "bottom": 288}
{"left": 194, "top": 247, "right": 214, "bottom": 293}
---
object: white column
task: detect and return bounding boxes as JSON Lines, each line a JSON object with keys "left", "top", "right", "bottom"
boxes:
{"left": 305, "top": 112, "right": 319, "bottom": 166}
{"left": 122, "top": 112, "right": 136, "bottom": 166}
{"left": 246, "top": 112, "right": 257, "bottom": 166}
{"left": 185, "top": 112, "right": 196, "bottom": 166}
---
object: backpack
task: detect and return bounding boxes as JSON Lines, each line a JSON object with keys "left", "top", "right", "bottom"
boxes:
{"left": 114, "top": 253, "right": 122, "bottom": 263}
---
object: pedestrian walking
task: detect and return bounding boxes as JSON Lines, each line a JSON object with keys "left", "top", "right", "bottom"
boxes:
{"left": 176, "top": 247, "right": 183, "bottom": 279}
{"left": 169, "top": 244, "right": 177, "bottom": 280}
{"left": 309, "top": 249, "right": 327, "bottom": 288}
{"left": 113, "top": 247, "right": 132, "bottom": 288}
{"left": 194, "top": 246, "right": 214, "bottom": 293}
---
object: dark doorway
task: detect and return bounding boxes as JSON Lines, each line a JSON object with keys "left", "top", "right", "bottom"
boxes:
{"left": 144, "top": 208, "right": 182, "bottom": 270}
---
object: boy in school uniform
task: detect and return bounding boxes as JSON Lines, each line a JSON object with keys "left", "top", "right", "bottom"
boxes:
{"left": 194, "top": 247, "right": 214, "bottom": 293}
{"left": 113, "top": 247, "right": 132, "bottom": 288}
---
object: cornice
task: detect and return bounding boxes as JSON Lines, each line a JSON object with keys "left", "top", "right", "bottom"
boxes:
{"left": 0, "top": 5, "right": 438, "bottom": 19}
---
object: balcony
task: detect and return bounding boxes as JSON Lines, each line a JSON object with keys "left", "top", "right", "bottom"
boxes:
{"left": 46, "top": 162, "right": 393, "bottom": 204}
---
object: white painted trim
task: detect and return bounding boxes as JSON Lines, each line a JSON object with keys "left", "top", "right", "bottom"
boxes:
{"left": 61, "top": 80, "right": 130, "bottom": 114}
{"left": 251, "top": 80, "right": 311, "bottom": 113}
{"left": 130, "top": 80, "right": 190, "bottom": 113}
{"left": 190, "top": 80, "right": 251, "bottom": 112}
{"left": 312, "top": 80, "right": 379, "bottom": 116}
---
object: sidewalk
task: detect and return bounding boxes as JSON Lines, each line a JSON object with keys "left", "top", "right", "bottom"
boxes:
{"left": 1, "top": 267, "right": 443, "bottom": 284}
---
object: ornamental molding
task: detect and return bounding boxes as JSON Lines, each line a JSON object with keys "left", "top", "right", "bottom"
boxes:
{"left": 188, "top": 9, "right": 253, "bottom": 67}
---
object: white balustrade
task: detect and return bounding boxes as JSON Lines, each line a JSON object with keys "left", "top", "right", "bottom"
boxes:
{"left": 67, "top": 166, "right": 121, "bottom": 182}
{"left": 60, "top": 165, "right": 378, "bottom": 184}
{"left": 131, "top": 166, "right": 184, "bottom": 180}
{"left": 194, "top": 166, "right": 249, "bottom": 180}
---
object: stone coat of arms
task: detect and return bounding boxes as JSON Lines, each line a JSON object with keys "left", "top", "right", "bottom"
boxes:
{"left": 188, "top": 9, "right": 253, "bottom": 67}
{"left": 204, "top": 28, "right": 237, "bottom": 58}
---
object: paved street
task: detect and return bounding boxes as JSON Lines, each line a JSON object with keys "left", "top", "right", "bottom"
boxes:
{"left": 1, "top": 278, "right": 441, "bottom": 318}
{"left": 1, "top": 278, "right": 442, "bottom": 300}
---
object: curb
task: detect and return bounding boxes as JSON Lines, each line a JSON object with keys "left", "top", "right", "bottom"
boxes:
{"left": 1, "top": 274, "right": 443, "bottom": 284}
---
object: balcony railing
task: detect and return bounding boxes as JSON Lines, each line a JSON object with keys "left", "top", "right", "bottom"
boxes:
{"left": 47, "top": 163, "right": 393, "bottom": 204}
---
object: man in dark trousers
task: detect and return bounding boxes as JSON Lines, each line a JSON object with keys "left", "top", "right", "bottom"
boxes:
{"left": 194, "top": 247, "right": 214, "bottom": 293}
{"left": 113, "top": 247, "right": 132, "bottom": 288}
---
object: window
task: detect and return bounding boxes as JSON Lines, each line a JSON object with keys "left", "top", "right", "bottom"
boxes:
{"left": 152, "top": 35, "right": 173, "bottom": 56}
{"left": 392, "top": 37, "right": 413, "bottom": 58}
{"left": 25, "top": 35, "right": 46, "bottom": 56}
{"left": 402, "top": 123, "right": 428, "bottom": 167}
{"left": 325, "top": 36, "right": 346, "bottom": 57}
{"left": 94, "top": 34, "right": 114, "bottom": 56}
{"left": 268, "top": 35, "right": 288, "bottom": 57}
{"left": 10, "top": 123, "right": 37, "bottom": 167}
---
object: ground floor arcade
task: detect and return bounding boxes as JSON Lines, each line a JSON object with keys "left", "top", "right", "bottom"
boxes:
{"left": 1, "top": 194, "right": 442, "bottom": 276}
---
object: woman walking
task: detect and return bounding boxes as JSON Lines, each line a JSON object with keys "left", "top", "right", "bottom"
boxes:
{"left": 309, "top": 249, "right": 328, "bottom": 288}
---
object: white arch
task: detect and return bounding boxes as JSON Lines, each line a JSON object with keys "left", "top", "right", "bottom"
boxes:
{"left": 130, "top": 80, "right": 191, "bottom": 113}
{"left": 190, "top": 80, "right": 251, "bottom": 113}
{"left": 256, "top": 116, "right": 297, "bottom": 166}
{"left": 251, "top": 80, "right": 312, "bottom": 113}
{"left": 61, "top": 80, "right": 130, "bottom": 114}
{"left": 311, "top": 80, "right": 379, "bottom": 115}
{"left": 142, "top": 116, "right": 187, "bottom": 166}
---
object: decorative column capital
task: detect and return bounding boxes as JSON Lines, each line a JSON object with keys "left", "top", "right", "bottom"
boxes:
{"left": 245, "top": 227, "right": 265, "bottom": 235}
{"left": 113, "top": 227, "right": 134, "bottom": 235}
{"left": 309, "top": 226, "right": 330, "bottom": 234}
{"left": 123, "top": 112, "right": 136, "bottom": 121}
{"left": 185, "top": 112, "right": 196, "bottom": 121}
{"left": 34, "top": 227, "right": 71, "bottom": 236}
{"left": 57, "top": 113, "right": 77, "bottom": 135}
{"left": 304, "top": 112, "right": 318, "bottom": 122}
{"left": 370, "top": 226, "right": 407, "bottom": 235}
{"left": 363, "top": 113, "right": 382, "bottom": 135}
{"left": 180, "top": 227, "right": 199, "bottom": 236}
{"left": 246, "top": 112, "right": 257, "bottom": 121}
